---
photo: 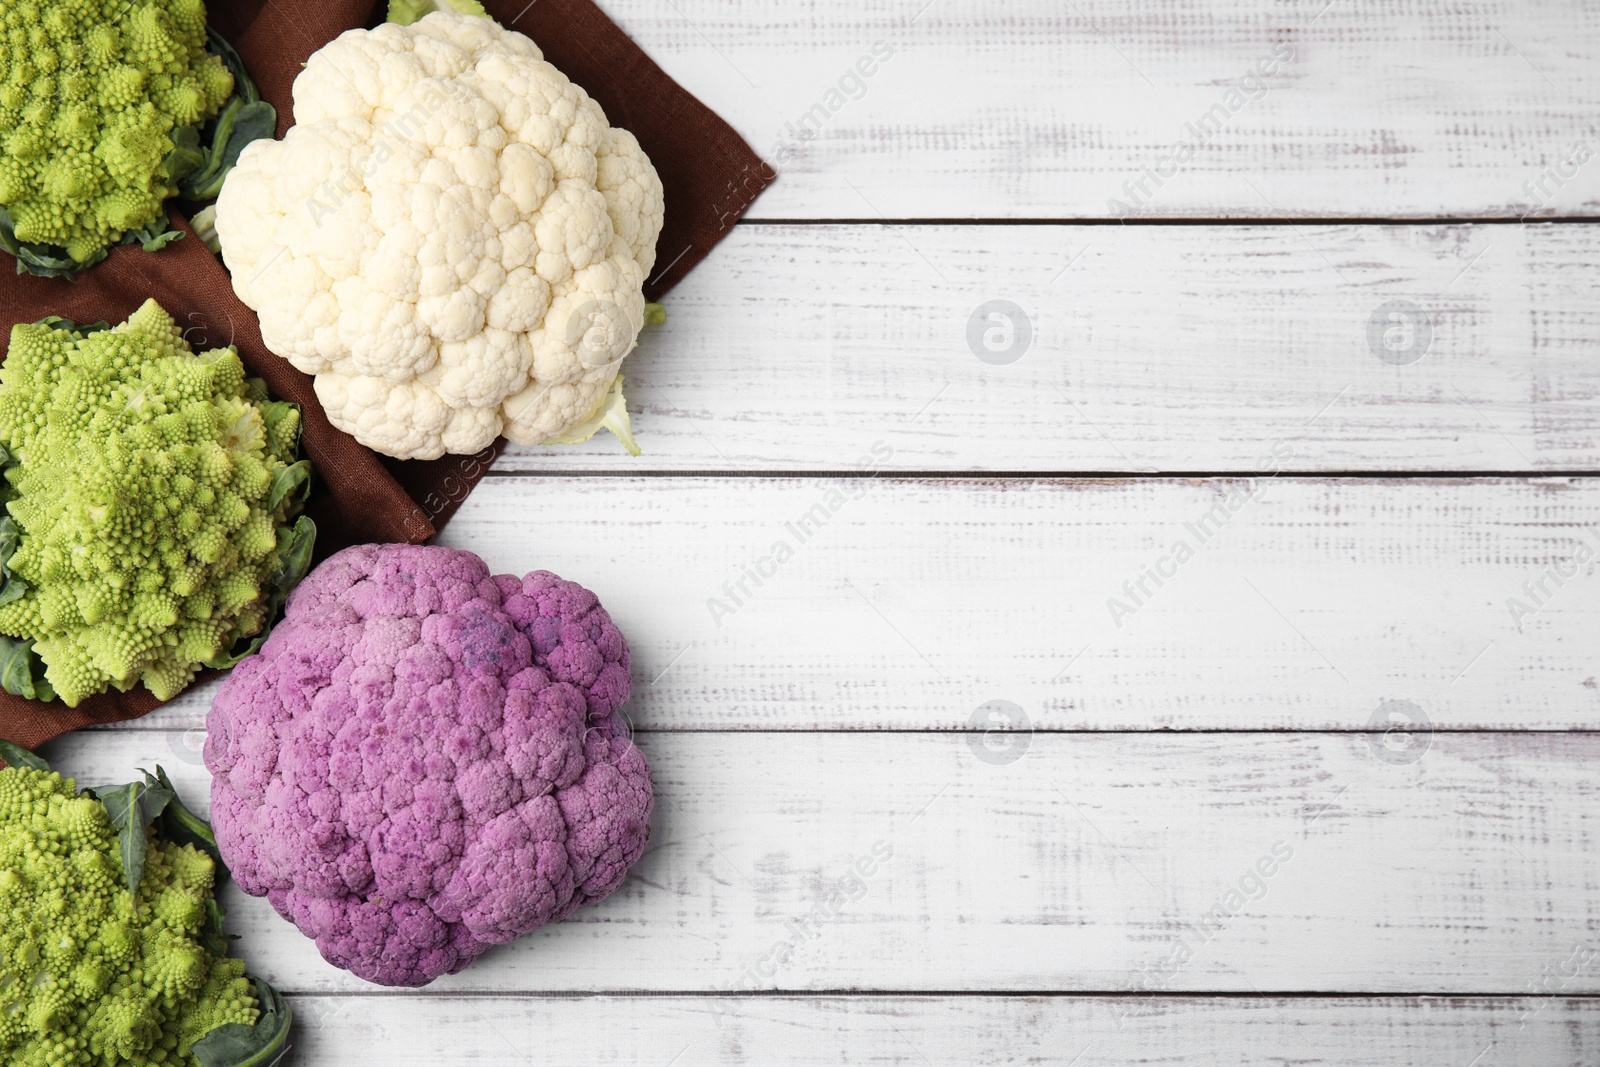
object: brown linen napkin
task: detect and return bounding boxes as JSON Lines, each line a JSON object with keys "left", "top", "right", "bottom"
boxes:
{"left": 0, "top": 0, "right": 774, "bottom": 747}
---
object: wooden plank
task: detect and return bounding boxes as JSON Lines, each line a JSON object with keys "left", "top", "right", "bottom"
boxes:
{"left": 492, "top": 223, "right": 1600, "bottom": 473}
{"left": 45, "top": 729, "right": 1600, "bottom": 994}
{"left": 282, "top": 994, "right": 1600, "bottom": 1065}
{"left": 115, "top": 474, "right": 1600, "bottom": 731}
{"left": 589, "top": 0, "right": 1600, "bottom": 218}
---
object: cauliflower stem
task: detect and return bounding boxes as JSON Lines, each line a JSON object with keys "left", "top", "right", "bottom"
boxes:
{"left": 551, "top": 372, "right": 640, "bottom": 455}
{"left": 0, "top": 4, "right": 276, "bottom": 278}
{"left": 550, "top": 303, "right": 662, "bottom": 455}
{"left": 0, "top": 740, "right": 293, "bottom": 1067}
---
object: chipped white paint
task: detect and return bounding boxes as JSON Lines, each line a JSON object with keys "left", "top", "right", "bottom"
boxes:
{"left": 589, "top": 0, "right": 1600, "bottom": 218}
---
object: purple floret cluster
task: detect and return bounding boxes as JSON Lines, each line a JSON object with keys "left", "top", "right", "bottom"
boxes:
{"left": 205, "top": 543, "right": 652, "bottom": 987}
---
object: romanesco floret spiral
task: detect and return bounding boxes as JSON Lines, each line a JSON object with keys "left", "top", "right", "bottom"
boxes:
{"left": 0, "top": 299, "right": 304, "bottom": 706}
{"left": 0, "top": 766, "right": 259, "bottom": 1067}
{"left": 0, "top": 0, "right": 232, "bottom": 264}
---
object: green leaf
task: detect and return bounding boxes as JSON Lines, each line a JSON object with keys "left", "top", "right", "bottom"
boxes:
{"left": 1, "top": 202, "right": 185, "bottom": 278}
{"left": 0, "top": 739, "right": 49, "bottom": 772}
{"left": 147, "top": 766, "right": 226, "bottom": 878}
{"left": 191, "top": 976, "right": 294, "bottom": 1067}
{"left": 276, "top": 516, "right": 317, "bottom": 588}
{"left": 182, "top": 101, "right": 277, "bottom": 201}
{"left": 0, "top": 507, "right": 25, "bottom": 609}
{"left": 266, "top": 460, "right": 312, "bottom": 515}
{"left": 0, "top": 516, "right": 19, "bottom": 571}
{"left": 280, "top": 516, "right": 316, "bottom": 578}
{"left": 34, "top": 316, "right": 110, "bottom": 336}
{"left": 162, "top": 125, "right": 207, "bottom": 184}
{"left": 0, "top": 576, "right": 27, "bottom": 609}
{"left": 643, "top": 302, "right": 667, "bottom": 326}
{"left": 123, "top": 218, "right": 185, "bottom": 253}
{"left": 89, "top": 777, "right": 175, "bottom": 898}
{"left": 0, "top": 205, "right": 16, "bottom": 258}
{"left": 200, "top": 895, "right": 237, "bottom": 956}
{"left": 178, "top": 31, "right": 277, "bottom": 203}
{"left": 21, "top": 246, "right": 96, "bottom": 276}
{"left": 387, "top": 0, "right": 488, "bottom": 24}
{"left": 176, "top": 104, "right": 233, "bottom": 186}
{"left": 0, "top": 635, "right": 54, "bottom": 702}
{"left": 202, "top": 516, "right": 317, "bottom": 670}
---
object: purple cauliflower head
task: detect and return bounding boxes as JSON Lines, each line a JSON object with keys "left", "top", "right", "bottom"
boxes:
{"left": 204, "top": 543, "right": 652, "bottom": 987}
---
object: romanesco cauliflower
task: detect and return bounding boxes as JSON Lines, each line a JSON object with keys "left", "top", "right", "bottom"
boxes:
{"left": 0, "top": 764, "right": 258, "bottom": 1066}
{"left": 0, "top": 299, "right": 315, "bottom": 707}
{"left": 0, "top": 0, "right": 240, "bottom": 273}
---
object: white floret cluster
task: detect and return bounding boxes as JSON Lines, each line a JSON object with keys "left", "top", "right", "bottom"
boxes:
{"left": 215, "top": 12, "right": 664, "bottom": 460}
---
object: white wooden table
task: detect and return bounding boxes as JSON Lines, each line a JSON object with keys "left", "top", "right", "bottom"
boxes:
{"left": 52, "top": 0, "right": 1600, "bottom": 1061}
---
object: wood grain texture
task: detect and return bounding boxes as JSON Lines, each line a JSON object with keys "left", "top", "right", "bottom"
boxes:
{"left": 7, "top": 0, "right": 1594, "bottom": 1055}
{"left": 113, "top": 474, "right": 1600, "bottom": 731}
{"left": 588, "top": 0, "right": 1600, "bottom": 218}
{"left": 280, "top": 994, "right": 1600, "bottom": 1065}
{"left": 45, "top": 729, "right": 1600, "bottom": 994}
{"left": 495, "top": 223, "right": 1600, "bottom": 473}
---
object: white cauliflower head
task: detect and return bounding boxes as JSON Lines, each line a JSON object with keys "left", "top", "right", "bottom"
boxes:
{"left": 214, "top": 11, "right": 664, "bottom": 460}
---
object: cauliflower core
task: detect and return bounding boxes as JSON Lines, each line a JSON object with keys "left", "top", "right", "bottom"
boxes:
{"left": 205, "top": 544, "right": 653, "bottom": 987}
{"left": 213, "top": 12, "right": 665, "bottom": 460}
